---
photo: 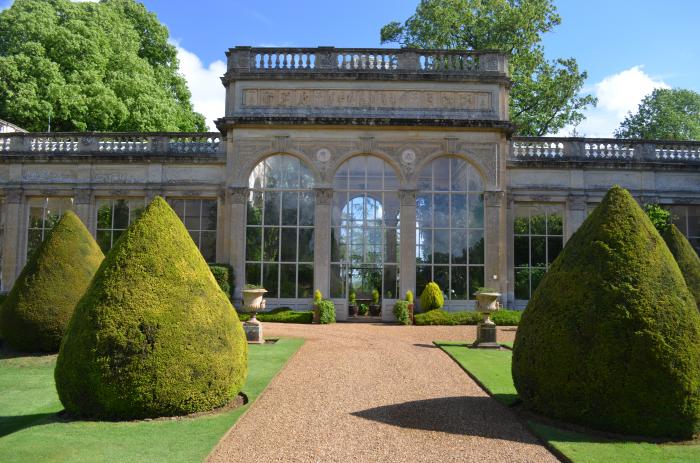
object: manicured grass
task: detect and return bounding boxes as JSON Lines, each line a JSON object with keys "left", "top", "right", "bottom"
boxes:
{"left": 0, "top": 338, "right": 303, "bottom": 463}
{"left": 415, "top": 309, "right": 521, "bottom": 326}
{"left": 435, "top": 342, "right": 700, "bottom": 463}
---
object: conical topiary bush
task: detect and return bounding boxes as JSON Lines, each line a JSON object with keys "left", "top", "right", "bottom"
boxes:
{"left": 663, "top": 224, "right": 700, "bottom": 310}
{"left": 512, "top": 186, "right": 700, "bottom": 439}
{"left": 0, "top": 211, "right": 103, "bottom": 353}
{"left": 55, "top": 197, "right": 247, "bottom": 420}
{"left": 419, "top": 282, "right": 444, "bottom": 311}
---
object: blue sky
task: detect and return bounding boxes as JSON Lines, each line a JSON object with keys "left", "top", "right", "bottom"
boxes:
{"left": 2, "top": 0, "right": 699, "bottom": 135}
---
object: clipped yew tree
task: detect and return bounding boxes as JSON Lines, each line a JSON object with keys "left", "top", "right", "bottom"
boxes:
{"left": 512, "top": 186, "right": 700, "bottom": 439}
{"left": 419, "top": 282, "right": 444, "bottom": 311}
{"left": 55, "top": 197, "right": 247, "bottom": 420}
{"left": 663, "top": 224, "right": 700, "bottom": 310}
{"left": 0, "top": 211, "right": 103, "bottom": 352}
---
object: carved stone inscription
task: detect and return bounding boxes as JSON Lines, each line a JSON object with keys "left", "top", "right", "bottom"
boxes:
{"left": 243, "top": 89, "right": 492, "bottom": 111}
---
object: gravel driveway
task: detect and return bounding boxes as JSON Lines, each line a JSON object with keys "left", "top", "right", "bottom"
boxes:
{"left": 207, "top": 323, "right": 557, "bottom": 463}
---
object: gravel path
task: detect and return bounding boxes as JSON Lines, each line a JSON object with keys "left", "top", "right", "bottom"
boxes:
{"left": 207, "top": 323, "right": 557, "bottom": 463}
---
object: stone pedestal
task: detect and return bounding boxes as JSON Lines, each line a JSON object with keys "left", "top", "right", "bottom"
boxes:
{"left": 243, "top": 318, "right": 264, "bottom": 344}
{"left": 472, "top": 316, "right": 500, "bottom": 349}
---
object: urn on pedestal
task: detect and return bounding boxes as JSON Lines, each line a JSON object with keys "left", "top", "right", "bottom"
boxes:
{"left": 472, "top": 288, "right": 502, "bottom": 349}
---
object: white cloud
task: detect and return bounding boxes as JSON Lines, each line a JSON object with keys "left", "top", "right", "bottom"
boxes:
{"left": 174, "top": 44, "right": 226, "bottom": 131}
{"left": 560, "top": 66, "right": 669, "bottom": 138}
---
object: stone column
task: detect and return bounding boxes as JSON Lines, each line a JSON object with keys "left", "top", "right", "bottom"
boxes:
{"left": 566, "top": 194, "right": 587, "bottom": 241}
{"left": 313, "top": 188, "right": 332, "bottom": 300}
{"left": 2, "top": 189, "right": 23, "bottom": 291}
{"left": 228, "top": 186, "right": 248, "bottom": 305}
{"left": 73, "top": 188, "right": 93, "bottom": 233}
{"left": 398, "top": 189, "right": 416, "bottom": 301}
{"left": 484, "top": 190, "right": 507, "bottom": 297}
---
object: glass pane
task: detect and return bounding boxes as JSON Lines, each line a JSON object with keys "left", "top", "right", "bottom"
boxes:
{"left": 433, "top": 266, "right": 449, "bottom": 297}
{"left": 112, "top": 229, "right": 124, "bottom": 246}
{"left": 280, "top": 264, "right": 296, "bottom": 298}
{"left": 450, "top": 158, "right": 469, "bottom": 192}
{"left": 433, "top": 158, "right": 450, "bottom": 191}
{"left": 531, "top": 237, "right": 546, "bottom": 266}
{"left": 384, "top": 228, "right": 399, "bottom": 264}
{"left": 548, "top": 211, "right": 563, "bottom": 235}
{"left": 689, "top": 206, "right": 700, "bottom": 237}
{"left": 531, "top": 208, "right": 547, "bottom": 234}
{"left": 246, "top": 228, "right": 262, "bottom": 261}
{"left": 348, "top": 156, "right": 365, "bottom": 190}
{"left": 189, "top": 230, "right": 199, "bottom": 247}
{"left": 468, "top": 167, "right": 483, "bottom": 192}
{"left": 184, "top": 201, "right": 201, "bottom": 230}
{"left": 450, "top": 266, "right": 467, "bottom": 300}
{"left": 263, "top": 192, "right": 280, "bottom": 226}
{"left": 416, "top": 228, "right": 432, "bottom": 264}
{"left": 548, "top": 237, "right": 563, "bottom": 264}
{"left": 263, "top": 263, "right": 279, "bottom": 298}
{"left": 169, "top": 199, "right": 185, "bottom": 217}
{"left": 514, "top": 236, "right": 529, "bottom": 267}
{"left": 434, "top": 194, "right": 449, "bottom": 228}
{"left": 451, "top": 194, "right": 468, "bottom": 228}
{"left": 468, "top": 230, "right": 485, "bottom": 265}
{"left": 383, "top": 193, "right": 400, "bottom": 226}
{"left": 515, "top": 268, "right": 530, "bottom": 300}
{"left": 299, "top": 192, "right": 315, "bottom": 226}
{"left": 333, "top": 163, "right": 348, "bottom": 190}
{"left": 263, "top": 227, "right": 279, "bottom": 261}
{"left": 451, "top": 230, "right": 467, "bottom": 264}
{"left": 468, "top": 194, "right": 484, "bottom": 229}
{"left": 27, "top": 229, "right": 42, "bottom": 257}
{"left": 417, "top": 164, "right": 432, "bottom": 191}
{"left": 96, "top": 202, "right": 112, "bottom": 229}
{"left": 298, "top": 264, "right": 313, "bottom": 299}
{"left": 416, "top": 265, "right": 431, "bottom": 300}
{"left": 130, "top": 201, "right": 145, "bottom": 223}
{"left": 281, "top": 192, "right": 298, "bottom": 226}
{"left": 330, "top": 228, "right": 344, "bottom": 262}
{"left": 29, "top": 206, "right": 44, "bottom": 229}
{"left": 330, "top": 264, "right": 344, "bottom": 298}
{"left": 202, "top": 200, "right": 217, "bottom": 230}
{"left": 96, "top": 230, "right": 112, "bottom": 253}
{"left": 366, "top": 156, "right": 384, "bottom": 190}
{"left": 113, "top": 200, "right": 129, "bottom": 229}
{"left": 416, "top": 195, "right": 432, "bottom": 226}
{"left": 280, "top": 228, "right": 297, "bottom": 262}
{"left": 383, "top": 265, "right": 397, "bottom": 299}
{"left": 468, "top": 266, "right": 484, "bottom": 300}
{"left": 332, "top": 192, "right": 346, "bottom": 226}
{"left": 433, "top": 229, "right": 450, "bottom": 264}
{"left": 513, "top": 206, "right": 529, "bottom": 234}
{"left": 298, "top": 228, "right": 314, "bottom": 262}
{"left": 200, "top": 231, "right": 216, "bottom": 262}
{"left": 246, "top": 263, "right": 261, "bottom": 288}
{"left": 247, "top": 192, "right": 263, "bottom": 225}
{"left": 384, "top": 162, "right": 399, "bottom": 190}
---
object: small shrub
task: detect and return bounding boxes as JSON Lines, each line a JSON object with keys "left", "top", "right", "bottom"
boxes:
{"left": 371, "top": 289, "right": 380, "bottom": 304}
{"left": 414, "top": 309, "right": 521, "bottom": 326}
{"left": 239, "top": 307, "right": 312, "bottom": 324}
{"left": 419, "top": 282, "right": 444, "bottom": 311}
{"left": 318, "top": 300, "right": 335, "bottom": 324}
{"left": 313, "top": 289, "right": 322, "bottom": 304}
{"left": 414, "top": 309, "right": 454, "bottom": 325}
{"left": 644, "top": 203, "right": 671, "bottom": 233}
{"left": 662, "top": 224, "right": 700, "bottom": 310}
{"left": 209, "top": 264, "right": 234, "bottom": 299}
{"left": 393, "top": 300, "right": 411, "bottom": 325}
{"left": 358, "top": 303, "right": 369, "bottom": 315}
{"left": 405, "top": 290, "right": 414, "bottom": 303}
{"left": 349, "top": 289, "right": 356, "bottom": 305}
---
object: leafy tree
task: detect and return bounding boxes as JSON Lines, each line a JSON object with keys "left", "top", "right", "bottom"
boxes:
{"left": 615, "top": 88, "right": 700, "bottom": 140}
{"left": 0, "top": 0, "right": 206, "bottom": 132}
{"left": 380, "top": 0, "right": 596, "bottom": 136}
{"left": 643, "top": 203, "right": 672, "bottom": 233}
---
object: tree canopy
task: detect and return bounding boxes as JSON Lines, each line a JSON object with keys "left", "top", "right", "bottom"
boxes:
{"left": 0, "top": 0, "right": 206, "bottom": 132}
{"left": 380, "top": 0, "right": 596, "bottom": 136}
{"left": 615, "top": 88, "right": 700, "bottom": 141}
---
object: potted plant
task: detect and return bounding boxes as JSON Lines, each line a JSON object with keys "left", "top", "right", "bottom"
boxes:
{"left": 348, "top": 288, "right": 358, "bottom": 317}
{"left": 312, "top": 289, "right": 322, "bottom": 323}
{"left": 358, "top": 303, "right": 369, "bottom": 316}
{"left": 369, "top": 289, "right": 381, "bottom": 316}
{"left": 405, "top": 290, "right": 415, "bottom": 323}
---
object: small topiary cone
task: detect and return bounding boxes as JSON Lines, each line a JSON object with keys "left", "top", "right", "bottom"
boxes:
{"left": 0, "top": 211, "right": 103, "bottom": 352}
{"left": 512, "top": 186, "right": 700, "bottom": 439}
{"left": 662, "top": 224, "right": 700, "bottom": 311}
{"left": 55, "top": 197, "right": 247, "bottom": 420}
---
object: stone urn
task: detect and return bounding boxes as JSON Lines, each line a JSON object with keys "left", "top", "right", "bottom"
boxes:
{"left": 241, "top": 288, "right": 267, "bottom": 343}
{"left": 472, "top": 290, "right": 501, "bottom": 349}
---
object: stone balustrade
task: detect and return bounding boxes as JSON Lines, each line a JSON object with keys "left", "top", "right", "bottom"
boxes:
{"left": 510, "top": 137, "right": 700, "bottom": 165}
{"left": 226, "top": 46, "right": 508, "bottom": 75}
{"left": 0, "top": 132, "right": 223, "bottom": 156}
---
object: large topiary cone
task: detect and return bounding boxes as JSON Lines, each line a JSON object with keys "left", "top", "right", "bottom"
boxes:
{"left": 512, "top": 186, "right": 700, "bottom": 439}
{"left": 663, "top": 224, "right": 700, "bottom": 311}
{"left": 0, "top": 211, "right": 103, "bottom": 352}
{"left": 55, "top": 197, "right": 247, "bottom": 420}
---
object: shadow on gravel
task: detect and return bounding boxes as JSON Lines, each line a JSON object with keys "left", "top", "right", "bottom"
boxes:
{"left": 412, "top": 343, "right": 438, "bottom": 349}
{"left": 352, "top": 396, "right": 537, "bottom": 442}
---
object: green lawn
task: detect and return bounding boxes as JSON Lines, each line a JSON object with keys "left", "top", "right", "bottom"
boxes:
{"left": 0, "top": 338, "right": 303, "bottom": 463}
{"left": 434, "top": 342, "right": 700, "bottom": 463}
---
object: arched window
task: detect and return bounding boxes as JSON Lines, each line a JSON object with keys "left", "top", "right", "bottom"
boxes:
{"left": 331, "top": 155, "right": 400, "bottom": 300}
{"left": 245, "top": 155, "right": 315, "bottom": 299}
{"left": 416, "top": 157, "right": 484, "bottom": 304}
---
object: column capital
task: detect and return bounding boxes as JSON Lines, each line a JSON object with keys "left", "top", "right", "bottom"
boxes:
{"left": 73, "top": 188, "right": 93, "bottom": 205}
{"left": 228, "top": 186, "right": 249, "bottom": 204}
{"left": 484, "top": 190, "right": 505, "bottom": 207}
{"left": 4, "top": 188, "right": 23, "bottom": 204}
{"left": 398, "top": 189, "right": 417, "bottom": 206}
{"left": 568, "top": 194, "right": 588, "bottom": 211}
{"left": 314, "top": 187, "right": 333, "bottom": 206}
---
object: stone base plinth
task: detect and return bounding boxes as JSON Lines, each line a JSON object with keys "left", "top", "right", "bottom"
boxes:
{"left": 472, "top": 319, "right": 500, "bottom": 349}
{"left": 243, "top": 320, "right": 264, "bottom": 344}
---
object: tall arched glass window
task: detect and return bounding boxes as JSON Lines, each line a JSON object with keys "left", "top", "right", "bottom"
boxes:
{"left": 331, "top": 156, "right": 400, "bottom": 300}
{"left": 246, "top": 155, "right": 315, "bottom": 299}
{"left": 416, "top": 157, "right": 484, "bottom": 303}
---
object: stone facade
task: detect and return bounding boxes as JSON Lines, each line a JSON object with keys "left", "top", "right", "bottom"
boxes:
{"left": 0, "top": 47, "right": 698, "bottom": 319}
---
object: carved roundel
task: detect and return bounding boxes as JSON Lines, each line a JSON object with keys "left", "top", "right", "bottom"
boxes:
{"left": 316, "top": 148, "right": 332, "bottom": 163}
{"left": 401, "top": 149, "right": 417, "bottom": 165}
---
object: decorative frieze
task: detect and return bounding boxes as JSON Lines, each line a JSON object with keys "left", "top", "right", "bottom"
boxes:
{"left": 398, "top": 189, "right": 417, "bottom": 206}
{"left": 484, "top": 190, "right": 505, "bottom": 207}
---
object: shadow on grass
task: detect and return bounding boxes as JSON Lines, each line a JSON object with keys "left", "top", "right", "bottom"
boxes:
{"left": 352, "top": 396, "right": 540, "bottom": 444}
{"left": 0, "top": 412, "right": 59, "bottom": 438}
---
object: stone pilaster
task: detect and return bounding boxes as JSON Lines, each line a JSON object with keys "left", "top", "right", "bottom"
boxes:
{"left": 313, "top": 188, "right": 333, "bottom": 302}
{"left": 73, "top": 188, "right": 93, "bottom": 234}
{"left": 398, "top": 189, "right": 417, "bottom": 302}
{"left": 566, "top": 194, "right": 588, "bottom": 241}
{"left": 228, "top": 186, "right": 249, "bottom": 304}
{"left": 483, "top": 190, "right": 507, "bottom": 297}
{"left": 2, "top": 189, "right": 23, "bottom": 290}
